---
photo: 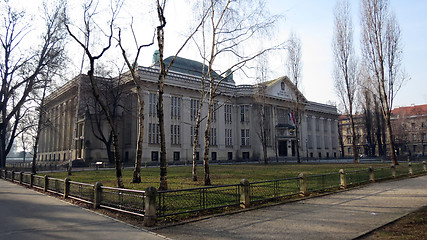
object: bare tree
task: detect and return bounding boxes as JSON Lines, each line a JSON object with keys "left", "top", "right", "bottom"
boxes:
{"left": 254, "top": 55, "right": 270, "bottom": 165}
{"left": 85, "top": 73, "right": 126, "bottom": 166}
{"left": 117, "top": 24, "right": 154, "bottom": 183}
{"left": 333, "top": 0, "right": 359, "bottom": 163}
{"left": 286, "top": 33, "right": 303, "bottom": 163}
{"left": 0, "top": 1, "right": 67, "bottom": 168}
{"left": 361, "top": 0, "right": 406, "bottom": 165}
{"left": 155, "top": 0, "right": 207, "bottom": 190}
{"left": 196, "top": 0, "right": 281, "bottom": 185}
{"left": 65, "top": 0, "right": 125, "bottom": 187}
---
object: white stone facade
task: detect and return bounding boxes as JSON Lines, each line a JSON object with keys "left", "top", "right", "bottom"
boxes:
{"left": 38, "top": 63, "right": 339, "bottom": 166}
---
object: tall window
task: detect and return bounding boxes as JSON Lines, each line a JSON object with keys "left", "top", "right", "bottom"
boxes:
{"left": 171, "top": 125, "right": 180, "bottom": 145}
{"left": 149, "top": 93, "right": 157, "bottom": 116}
{"left": 171, "top": 96, "right": 181, "bottom": 120}
{"left": 317, "top": 136, "right": 322, "bottom": 149}
{"left": 225, "top": 129, "right": 232, "bottom": 146}
{"left": 210, "top": 128, "right": 217, "bottom": 146}
{"left": 307, "top": 135, "right": 313, "bottom": 149}
{"left": 190, "top": 99, "right": 200, "bottom": 121}
{"left": 224, "top": 104, "right": 232, "bottom": 124}
{"left": 241, "top": 129, "right": 250, "bottom": 146}
{"left": 324, "top": 135, "right": 329, "bottom": 149}
{"left": 240, "top": 105, "right": 249, "bottom": 122}
{"left": 277, "top": 108, "right": 288, "bottom": 124}
{"left": 148, "top": 123, "right": 159, "bottom": 144}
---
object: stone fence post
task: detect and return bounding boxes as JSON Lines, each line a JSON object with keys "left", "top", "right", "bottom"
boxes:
{"left": 144, "top": 186, "right": 157, "bottom": 227}
{"left": 64, "top": 178, "right": 70, "bottom": 199}
{"left": 369, "top": 166, "right": 375, "bottom": 182}
{"left": 11, "top": 170, "right": 15, "bottom": 182}
{"left": 44, "top": 175, "right": 49, "bottom": 192}
{"left": 408, "top": 162, "right": 413, "bottom": 176}
{"left": 391, "top": 165, "right": 396, "bottom": 178}
{"left": 423, "top": 161, "right": 426, "bottom": 172}
{"left": 240, "top": 179, "right": 250, "bottom": 208}
{"left": 19, "top": 172, "right": 23, "bottom": 184}
{"left": 30, "top": 174, "right": 34, "bottom": 187}
{"left": 94, "top": 182, "right": 103, "bottom": 209}
{"left": 339, "top": 169, "right": 347, "bottom": 189}
{"left": 299, "top": 173, "right": 308, "bottom": 196}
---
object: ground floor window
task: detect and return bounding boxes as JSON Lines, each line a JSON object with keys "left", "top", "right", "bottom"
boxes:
{"left": 151, "top": 151, "right": 158, "bottom": 161}
{"left": 242, "top": 152, "right": 250, "bottom": 160}
{"left": 173, "top": 151, "right": 180, "bottom": 161}
{"left": 228, "top": 152, "right": 233, "bottom": 161}
{"left": 211, "top": 152, "right": 217, "bottom": 161}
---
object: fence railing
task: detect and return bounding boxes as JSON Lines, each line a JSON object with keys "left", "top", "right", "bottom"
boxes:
{"left": 157, "top": 184, "right": 241, "bottom": 217}
{"left": 1, "top": 161, "right": 426, "bottom": 227}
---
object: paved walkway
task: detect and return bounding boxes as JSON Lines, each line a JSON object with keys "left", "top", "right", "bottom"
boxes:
{"left": 154, "top": 175, "right": 427, "bottom": 240}
{"left": 0, "top": 179, "right": 167, "bottom": 240}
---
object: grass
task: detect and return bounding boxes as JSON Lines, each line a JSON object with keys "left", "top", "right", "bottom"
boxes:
{"left": 46, "top": 163, "right": 391, "bottom": 190}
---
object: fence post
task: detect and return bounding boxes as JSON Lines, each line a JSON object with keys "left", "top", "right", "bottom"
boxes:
{"left": 19, "top": 172, "right": 23, "bottom": 184}
{"left": 30, "top": 174, "right": 34, "bottom": 187}
{"left": 408, "top": 162, "right": 413, "bottom": 176}
{"left": 64, "top": 178, "right": 70, "bottom": 199}
{"left": 240, "top": 179, "right": 250, "bottom": 208}
{"left": 391, "top": 165, "right": 396, "bottom": 178}
{"left": 144, "top": 186, "right": 157, "bottom": 227}
{"left": 423, "top": 161, "right": 426, "bottom": 172}
{"left": 369, "top": 166, "right": 375, "bottom": 182}
{"left": 299, "top": 173, "right": 308, "bottom": 196}
{"left": 11, "top": 170, "right": 15, "bottom": 182}
{"left": 339, "top": 169, "right": 347, "bottom": 189}
{"left": 44, "top": 175, "right": 49, "bottom": 192}
{"left": 93, "top": 182, "right": 103, "bottom": 209}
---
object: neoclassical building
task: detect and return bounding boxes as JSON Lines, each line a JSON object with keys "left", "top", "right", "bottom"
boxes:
{"left": 37, "top": 56, "right": 339, "bottom": 166}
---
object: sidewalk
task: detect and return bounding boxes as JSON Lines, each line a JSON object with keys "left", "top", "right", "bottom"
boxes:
{"left": 0, "top": 179, "right": 168, "bottom": 240}
{"left": 153, "top": 175, "right": 427, "bottom": 240}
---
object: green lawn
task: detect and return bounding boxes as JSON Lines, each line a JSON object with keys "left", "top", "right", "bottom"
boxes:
{"left": 46, "top": 163, "right": 390, "bottom": 190}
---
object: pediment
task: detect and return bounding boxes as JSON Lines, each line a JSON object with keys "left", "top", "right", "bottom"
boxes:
{"left": 262, "top": 76, "right": 307, "bottom": 102}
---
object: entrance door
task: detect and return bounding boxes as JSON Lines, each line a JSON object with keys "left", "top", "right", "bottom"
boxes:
{"left": 278, "top": 141, "right": 288, "bottom": 156}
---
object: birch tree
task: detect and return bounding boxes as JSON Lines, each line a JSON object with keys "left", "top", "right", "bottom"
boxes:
{"left": 155, "top": 0, "right": 207, "bottom": 190}
{"left": 333, "top": 0, "right": 359, "bottom": 163}
{"left": 117, "top": 23, "right": 154, "bottom": 183}
{"left": 196, "top": 0, "right": 281, "bottom": 185}
{"left": 361, "top": 0, "right": 406, "bottom": 165}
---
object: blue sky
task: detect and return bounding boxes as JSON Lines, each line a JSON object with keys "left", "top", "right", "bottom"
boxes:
{"left": 264, "top": 0, "right": 427, "bottom": 108}
{"left": 14, "top": 0, "right": 426, "bottom": 109}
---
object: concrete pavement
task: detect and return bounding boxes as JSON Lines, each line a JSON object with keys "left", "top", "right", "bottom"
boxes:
{"left": 153, "top": 175, "right": 427, "bottom": 240}
{"left": 0, "top": 179, "right": 168, "bottom": 240}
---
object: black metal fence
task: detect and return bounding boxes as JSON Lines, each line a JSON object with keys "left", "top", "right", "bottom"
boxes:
{"left": 1, "top": 162, "right": 426, "bottom": 222}
{"left": 157, "top": 184, "right": 241, "bottom": 217}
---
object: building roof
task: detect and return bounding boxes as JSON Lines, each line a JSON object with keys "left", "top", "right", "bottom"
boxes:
{"left": 392, "top": 104, "right": 427, "bottom": 117}
{"left": 153, "top": 56, "right": 235, "bottom": 84}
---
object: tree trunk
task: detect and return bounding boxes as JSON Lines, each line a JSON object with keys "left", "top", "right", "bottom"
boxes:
{"left": 203, "top": 89, "right": 214, "bottom": 186}
{"left": 192, "top": 102, "right": 203, "bottom": 181}
{"left": 132, "top": 89, "right": 144, "bottom": 183}
{"left": 349, "top": 112, "right": 359, "bottom": 164}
